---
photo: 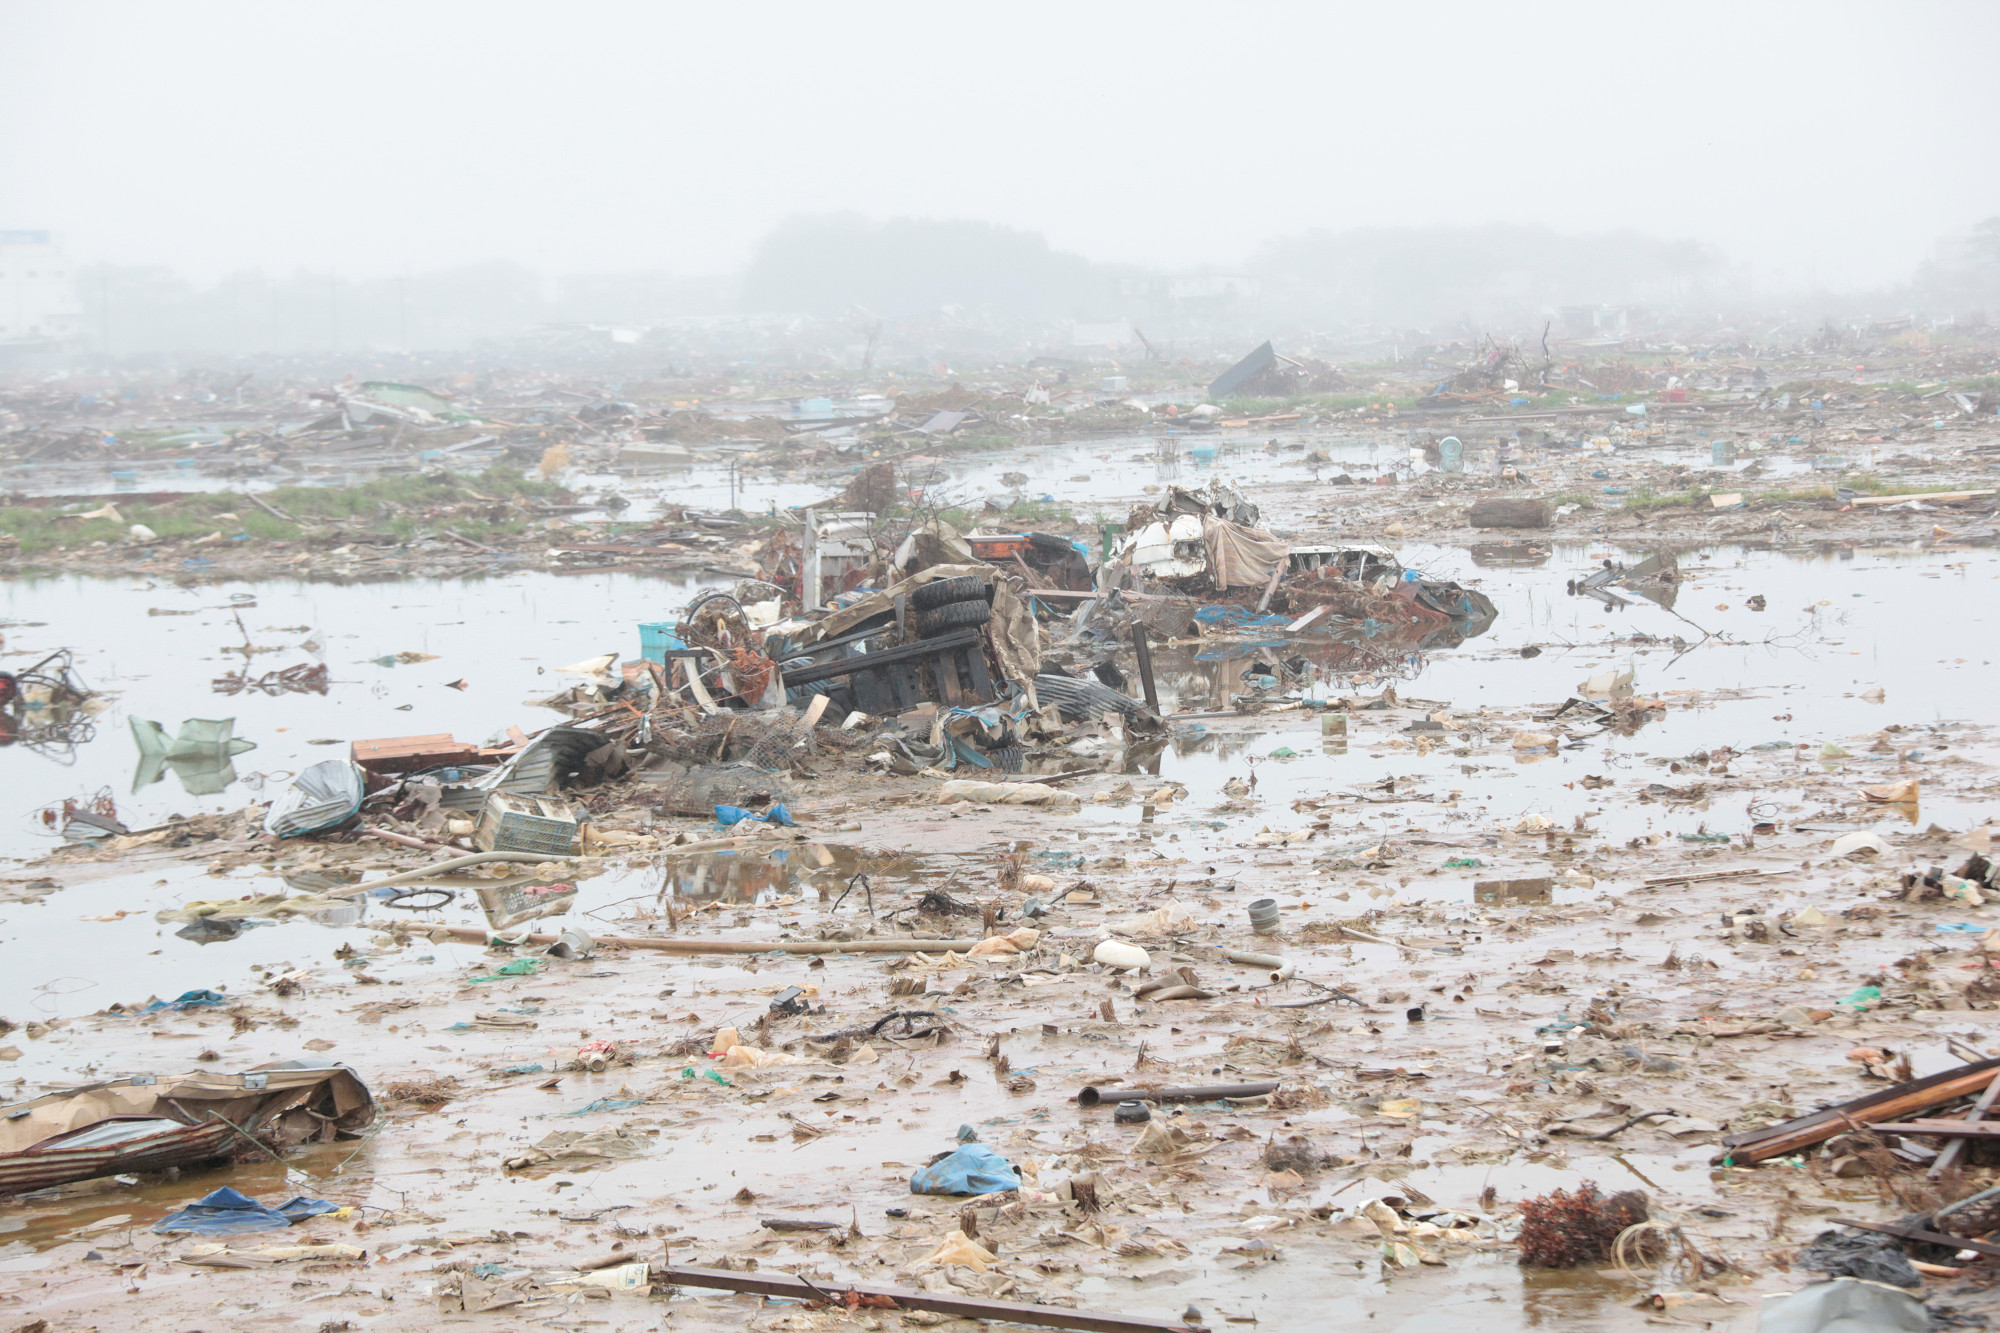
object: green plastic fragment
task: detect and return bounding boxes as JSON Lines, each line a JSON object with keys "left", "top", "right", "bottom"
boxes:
{"left": 468, "top": 958, "right": 540, "bottom": 982}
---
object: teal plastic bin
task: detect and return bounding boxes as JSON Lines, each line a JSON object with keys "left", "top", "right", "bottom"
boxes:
{"left": 639, "top": 621, "right": 686, "bottom": 664}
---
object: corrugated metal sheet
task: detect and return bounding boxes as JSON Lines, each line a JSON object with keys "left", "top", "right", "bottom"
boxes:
{"left": 1032, "top": 673, "right": 1146, "bottom": 722}
{"left": 0, "top": 1121, "right": 236, "bottom": 1196}
{"left": 1207, "top": 341, "right": 1276, "bottom": 400}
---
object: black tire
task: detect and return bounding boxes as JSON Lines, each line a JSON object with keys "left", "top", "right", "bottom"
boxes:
{"left": 992, "top": 744, "right": 1023, "bottom": 773}
{"left": 917, "top": 599, "right": 991, "bottom": 635}
{"left": 1026, "top": 531, "right": 1071, "bottom": 553}
{"left": 912, "top": 575, "right": 991, "bottom": 611}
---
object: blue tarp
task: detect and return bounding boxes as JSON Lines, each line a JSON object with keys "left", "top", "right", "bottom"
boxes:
{"left": 139, "top": 989, "right": 230, "bottom": 1014}
{"left": 910, "top": 1143, "right": 1021, "bottom": 1196}
{"left": 714, "top": 803, "right": 796, "bottom": 828}
{"left": 152, "top": 1187, "right": 340, "bottom": 1235}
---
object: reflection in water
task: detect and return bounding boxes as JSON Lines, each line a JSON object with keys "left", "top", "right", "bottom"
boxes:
{"left": 1474, "top": 877, "right": 1555, "bottom": 906}
{"left": 478, "top": 881, "right": 579, "bottom": 929}
{"left": 665, "top": 849, "right": 801, "bottom": 905}
{"left": 658, "top": 845, "right": 937, "bottom": 908}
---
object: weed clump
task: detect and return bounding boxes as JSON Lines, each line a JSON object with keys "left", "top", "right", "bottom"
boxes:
{"left": 1516, "top": 1181, "right": 1649, "bottom": 1268}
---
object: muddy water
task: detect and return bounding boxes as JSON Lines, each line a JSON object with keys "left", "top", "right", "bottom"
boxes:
{"left": 0, "top": 540, "right": 1991, "bottom": 1331}
{"left": 1, "top": 541, "right": 1991, "bottom": 1000}
{"left": 3, "top": 428, "right": 1386, "bottom": 520}
{"left": 0, "top": 568, "right": 705, "bottom": 857}
{"left": 585, "top": 429, "right": 1397, "bottom": 522}
{"left": 1122, "top": 541, "right": 2000, "bottom": 873}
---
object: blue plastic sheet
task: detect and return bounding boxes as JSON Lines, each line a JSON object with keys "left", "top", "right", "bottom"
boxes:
{"left": 1192, "top": 605, "right": 1289, "bottom": 629}
{"left": 140, "top": 989, "right": 230, "bottom": 1014}
{"left": 714, "top": 803, "right": 797, "bottom": 828}
{"left": 567, "top": 1097, "right": 646, "bottom": 1115}
{"left": 910, "top": 1143, "right": 1021, "bottom": 1196}
{"left": 152, "top": 1187, "right": 341, "bottom": 1235}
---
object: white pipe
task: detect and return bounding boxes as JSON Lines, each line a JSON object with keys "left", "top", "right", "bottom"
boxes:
{"left": 329, "top": 850, "right": 566, "bottom": 898}
{"left": 1224, "top": 948, "right": 1296, "bottom": 983}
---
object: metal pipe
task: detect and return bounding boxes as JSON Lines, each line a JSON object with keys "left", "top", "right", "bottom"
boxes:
{"left": 387, "top": 922, "right": 981, "bottom": 955}
{"left": 1076, "top": 1081, "right": 1279, "bottom": 1108}
{"left": 330, "top": 851, "right": 563, "bottom": 898}
{"left": 1223, "top": 949, "right": 1296, "bottom": 983}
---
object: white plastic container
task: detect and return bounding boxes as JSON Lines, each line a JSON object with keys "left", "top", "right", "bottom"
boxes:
{"left": 1093, "top": 939, "right": 1150, "bottom": 970}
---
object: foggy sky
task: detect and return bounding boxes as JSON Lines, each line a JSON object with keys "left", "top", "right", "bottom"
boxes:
{"left": 4, "top": 0, "right": 1996, "bottom": 290}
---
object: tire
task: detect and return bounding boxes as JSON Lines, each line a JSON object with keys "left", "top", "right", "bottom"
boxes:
{"left": 916, "top": 599, "right": 991, "bottom": 635}
{"left": 912, "top": 575, "right": 991, "bottom": 611}
{"left": 1026, "top": 531, "right": 1071, "bottom": 553}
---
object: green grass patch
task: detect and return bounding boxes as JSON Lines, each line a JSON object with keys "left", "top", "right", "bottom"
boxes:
{"left": 995, "top": 497, "right": 1076, "bottom": 526}
{"left": 0, "top": 466, "right": 570, "bottom": 554}
{"left": 1602, "top": 476, "right": 1956, "bottom": 514}
{"left": 263, "top": 465, "right": 564, "bottom": 520}
{"left": 1618, "top": 488, "right": 1706, "bottom": 512}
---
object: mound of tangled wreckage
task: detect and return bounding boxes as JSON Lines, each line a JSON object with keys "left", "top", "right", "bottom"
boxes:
{"left": 11, "top": 457, "right": 2000, "bottom": 1333}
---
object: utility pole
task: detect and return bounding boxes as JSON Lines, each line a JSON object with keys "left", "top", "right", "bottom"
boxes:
{"left": 801, "top": 510, "right": 821, "bottom": 612}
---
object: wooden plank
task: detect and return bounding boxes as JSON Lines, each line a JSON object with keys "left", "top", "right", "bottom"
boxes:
{"left": 1285, "top": 605, "right": 1330, "bottom": 633}
{"left": 352, "top": 733, "right": 461, "bottom": 755}
{"left": 1872, "top": 1120, "right": 2000, "bottom": 1138}
{"left": 1254, "top": 560, "right": 1284, "bottom": 614}
{"left": 350, "top": 734, "right": 481, "bottom": 773}
{"left": 656, "top": 1264, "right": 1196, "bottom": 1333}
{"left": 1643, "top": 867, "right": 1773, "bottom": 887}
{"left": 1931, "top": 1073, "right": 2000, "bottom": 1178}
{"left": 1715, "top": 1057, "right": 2000, "bottom": 1164}
{"left": 1849, "top": 489, "right": 1996, "bottom": 507}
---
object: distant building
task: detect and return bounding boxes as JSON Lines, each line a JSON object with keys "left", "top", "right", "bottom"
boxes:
{"left": 1558, "top": 304, "right": 1628, "bottom": 340}
{"left": 0, "top": 231, "right": 84, "bottom": 345}
{"left": 1116, "top": 274, "right": 1260, "bottom": 309}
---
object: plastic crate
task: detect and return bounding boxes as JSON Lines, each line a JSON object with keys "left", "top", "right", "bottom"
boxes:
{"left": 474, "top": 793, "right": 585, "bottom": 857}
{"left": 638, "top": 621, "right": 686, "bottom": 664}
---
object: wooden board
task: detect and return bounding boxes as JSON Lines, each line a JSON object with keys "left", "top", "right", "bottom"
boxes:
{"left": 350, "top": 733, "right": 482, "bottom": 773}
{"left": 1849, "top": 489, "right": 1996, "bottom": 506}
{"left": 1715, "top": 1057, "right": 2000, "bottom": 1163}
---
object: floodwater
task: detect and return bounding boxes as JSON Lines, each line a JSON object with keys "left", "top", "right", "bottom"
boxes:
{"left": 0, "top": 567, "right": 706, "bottom": 856}
{"left": 0, "top": 539, "right": 1989, "bottom": 1011}
{"left": 0, "top": 538, "right": 1992, "bottom": 1331}
{"left": 2, "top": 429, "right": 1383, "bottom": 519}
